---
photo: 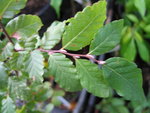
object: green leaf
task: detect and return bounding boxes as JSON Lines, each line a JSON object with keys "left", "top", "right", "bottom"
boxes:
{"left": 8, "top": 53, "right": 26, "bottom": 70}
{"left": 1, "top": 96, "right": 16, "bottom": 113}
{"left": 8, "top": 77, "right": 30, "bottom": 100}
{"left": 0, "top": 62, "right": 8, "bottom": 89}
{"left": 48, "top": 53, "right": 82, "bottom": 91}
{"left": 134, "top": 32, "right": 150, "bottom": 62}
{"left": 41, "top": 21, "right": 65, "bottom": 49}
{"left": 120, "top": 38, "right": 137, "bottom": 61}
{"left": 23, "top": 35, "right": 38, "bottom": 51}
{"left": 89, "top": 19, "right": 124, "bottom": 55}
{"left": 0, "top": 0, "right": 27, "bottom": 19}
{"left": 31, "top": 82, "right": 53, "bottom": 101}
{"left": 76, "top": 59, "right": 110, "bottom": 97}
{"left": 99, "top": 98, "right": 129, "bottom": 113}
{"left": 6, "top": 14, "right": 43, "bottom": 38}
{"left": 62, "top": 1, "right": 106, "bottom": 50}
{"left": 102, "top": 57, "right": 146, "bottom": 102}
{"left": 0, "top": 42, "right": 14, "bottom": 61}
{"left": 50, "top": 0, "right": 62, "bottom": 17}
{"left": 25, "top": 50, "right": 44, "bottom": 82}
{"left": 134, "top": 0, "right": 146, "bottom": 17}
{"left": 126, "top": 14, "right": 139, "bottom": 23}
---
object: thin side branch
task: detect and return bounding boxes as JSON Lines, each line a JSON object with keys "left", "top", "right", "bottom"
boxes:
{"left": 0, "top": 21, "right": 14, "bottom": 45}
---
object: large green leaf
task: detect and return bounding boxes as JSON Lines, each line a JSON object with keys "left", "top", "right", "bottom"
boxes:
{"left": 102, "top": 57, "right": 146, "bottom": 102}
{"left": 25, "top": 50, "right": 44, "bottom": 82}
{"left": 1, "top": 96, "right": 16, "bottom": 113}
{"left": 76, "top": 59, "right": 110, "bottom": 97}
{"left": 0, "top": 62, "right": 8, "bottom": 89}
{"left": 8, "top": 77, "right": 30, "bottom": 100}
{"left": 62, "top": 1, "right": 106, "bottom": 50}
{"left": 0, "top": 42, "right": 14, "bottom": 61}
{"left": 134, "top": 0, "right": 146, "bottom": 17}
{"left": 41, "top": 21, "right": 65, "bottom": 49}
{"left": 48, "top": 53, "right": 82, "bottom": 91}
{"left": 6, "top": 15, "right": 43, "bottom": 38}
{"left": 50, "top": 0, "right": 62, "bottom": 17}
{"left": 0, "top": 0, "right": 27, "bottom": 19}
{"left": 89, "top": 20, "right": 124, "bottom": 55}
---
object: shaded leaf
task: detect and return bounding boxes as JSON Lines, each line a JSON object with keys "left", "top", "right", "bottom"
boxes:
{"left": 134, "top": 32, "right": 150, "bottom": 62}
{"left": 48, "top": 53, "right": 82, "bottom": 91}
{"left": 89, "top": 20, "right": 124, "bottom": 55}
{"left": 41, "top": 21, "right": 65, "bottom": 49}
{"left": 102, "top": 57, "right": 146, "bottom": 102}
{"left": 62, "top": 1, "right": 106, "bottom": 50}
{"left": 50, "top": 0, "right": 62, "bottom": 17}
{"left": 134, "top": 0, "right": 146, "bottom": 17}
{"left": 0, "top": 0, "right": 27, "bottom": 19}
{"left": 76, "top": 59, "right": 110, "bottom": 97}
{"left": 120, "top": 37, "right": 137, "bottom": 61}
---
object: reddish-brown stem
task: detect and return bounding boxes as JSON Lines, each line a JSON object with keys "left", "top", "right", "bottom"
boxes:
{"left": 0, "top": 21, "right": 14, "bottom": 45}
{"left": 38, "top": 48, "right": 105, "bottom": 65}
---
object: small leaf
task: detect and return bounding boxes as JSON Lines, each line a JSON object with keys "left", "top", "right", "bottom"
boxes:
{"left": 62, "top": 1, "right": 106, "bottom": 50}
{"left": 0, "top": 62, "right": 8, "bottom": 89}
{"left": 25, "top": 50, "right": 44, "bottom": 82}
{"left": 76, "top": 59, "right": 110, "bottom": 97}
{"left": 23, "top": 35, "right": 38, "bottom": 51}
{"left": 6, "top": 14, "right": 43, "bottom": 38}
{"left": 89, "top": 19, "right": 124, "bottom": 55}
{"left": 1, "top": 96, "right": 16, "bottom": 113}
{"left": 102, "top": 57, "right": 146, "bottom": 102}
{"left": 50, "top": 0, "right": 63, "bottom": 17}
{"left": 8, "top": 77, "right": 30, "bottom": 100}
{"left": 120, "top": 37, "right": 137, "bottom": 61}
{"left": 0, "top": 42, "right": 14, "bottom": 61}
{"left": 134, "top": 0, "right": 146, "bottom": 17}
{"left": 134, "top": 32, "right": 150, "bottom": 62}
{"left": 7, "top": 53, "right": 26, "bottom": 70}
{"left": 0, "top": 0, "right": 27, "bottom": 19}
{"left": 41, "top": 21, "right": 65, "bottom": 49}
{"left": 48, "top": 53, "right": 82, "bottom": 91}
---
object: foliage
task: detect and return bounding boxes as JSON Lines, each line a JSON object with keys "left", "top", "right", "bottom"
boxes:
{"left": 118, "top": 0, "right": 150, "bottom": 62}
{"left": 0, "top": 0, "right": 146, "bottom": 112}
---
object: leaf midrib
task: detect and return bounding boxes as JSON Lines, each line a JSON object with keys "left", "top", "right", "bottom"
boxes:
{"left": 89, "top": 30, "right": 116, "bottom": 54}
{"left": 63, "top": 12, "right": 104, "bottom": 49}
{"left": 104, "top": 64, "right": 138, "bottom": 95}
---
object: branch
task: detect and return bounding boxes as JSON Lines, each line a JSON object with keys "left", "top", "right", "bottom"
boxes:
{"left": 0, "top": 21, "right": 14, "bottom": 45}
{"left": 38, "top": 48, "right": 105, "bottom": 65}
